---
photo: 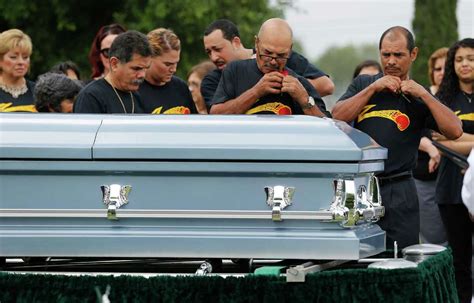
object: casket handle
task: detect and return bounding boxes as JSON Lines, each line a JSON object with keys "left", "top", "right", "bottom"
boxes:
{"left": 101, "top": 184, "right": 132, "bottom": 220}
{"left": 265, "top": 186, "right": 295, "bottom": 222}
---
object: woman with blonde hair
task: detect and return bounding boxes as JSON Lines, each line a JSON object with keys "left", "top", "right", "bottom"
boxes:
{"left": 138, "top": 28, "right": 196, "bottom": 114}
{"left": 0, "top": 29, "right": 36, "bottom": 112}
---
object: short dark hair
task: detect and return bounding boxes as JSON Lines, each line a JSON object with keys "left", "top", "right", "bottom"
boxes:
{"left": 50, "top": 60, "right": 81, "bottom": 80}
{"left": 379, "top": 26, "right": 415, "bottom": 52}
{"left": 109, "top": 30, "right": 152, "bottom": 63}
{"left": 204, "top": 19, "right": 240, "bottom": 41}
{"left": 352, "top": 60, "right": 382, "bottom": 79}
{"left": 34, "top": 73, "right": 83, "bottom": 112}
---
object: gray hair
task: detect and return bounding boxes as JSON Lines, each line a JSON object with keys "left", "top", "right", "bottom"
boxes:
{"left": 34, "top": 73, "right": 83, "bottom": 112}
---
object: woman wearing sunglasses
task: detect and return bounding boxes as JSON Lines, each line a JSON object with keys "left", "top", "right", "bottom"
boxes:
{"left": 88, "top": 23, "right": 126, "bottom": 80}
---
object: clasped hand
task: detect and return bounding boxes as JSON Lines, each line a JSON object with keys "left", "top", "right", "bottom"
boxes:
{"left": 373, "top": 75, "right": 426, "bottom": 98}
{"left": 254, "top": 71, "right": 307, "bottom": 103}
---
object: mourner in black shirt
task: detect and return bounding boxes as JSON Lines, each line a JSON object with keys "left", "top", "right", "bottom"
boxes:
{"left": 209, "top": 18, "right": 329, "bottom": 117}
{"left": 74, "top": 31, "right": 152, "bottom": 114}
{"left": 201, "top": 19, "right": 334, "bottom": 106}
{"left": 0, "top": 29, "right": 36, "bottom": 112}
{"left": 138, "top": 28, "right": 196, "bottom": 114}
{"left": 332, "top": 26, "right": 462, "bottom": 250}
{"left": 434, "top": 38, "right": 474, "bottom": 303}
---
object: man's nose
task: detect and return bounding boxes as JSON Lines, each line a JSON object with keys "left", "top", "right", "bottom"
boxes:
{"left": 210, "top": 51, "right": 219, "bottom": 62}
{"left": 137, "top": 69, "right": 146, "bottom": 78}
{"left": 387, "top": 55, "right": 396, "bottom": 65}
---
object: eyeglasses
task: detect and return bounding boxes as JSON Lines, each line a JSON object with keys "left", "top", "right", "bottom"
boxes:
{"left": 258, "top": 53, "right": 289, "bottom": 64}
{"left": 100, "top": 48, "right": 110, "bottom": 58}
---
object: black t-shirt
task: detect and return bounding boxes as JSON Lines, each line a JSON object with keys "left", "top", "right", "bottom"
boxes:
{"left": 138, "top": 77, "right": 196, "bottom": 114}
{"left": 436, "top": 91, "right": 474, "bottom": 205}
{"left": 201, "top": 50, "right": 327, "bottom": 107}
{"left": 211, "top": 59, "right": 329, "bottom": 116}
{"left": 286, "top": 50, "right": 327, "bottom": 79}
{"left": 201, "top": 69, "right": 222, "bottom": 106}
{"left": 413, "top": 128, "right": 438, "bottom": 181}
{"left": 338, "top": 73, "right": 432, "bottom": 175}
{"left": 74, "top": 78, "right": 143, "bottom": 114}
{"left": 0, "top": 80, "right": 36, "bottom": 112}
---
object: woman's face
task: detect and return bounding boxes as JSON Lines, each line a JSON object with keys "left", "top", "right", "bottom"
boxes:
{"left": 454, "top": 47, "right": 474, "bottom": 83}
{"left": 58, "top": 99, "right": 74, "bottom": 113}
{"left": 187, "top": 71, "right": 202, "bottom": 103}
{"left": 147, "top": 50, "right": 180, "bottom": 85}
{"left": 0, "top": 47, "right": 30, "bottom": 79}
{"left": 100, "top": 34, "right": 118, "bottom": 75}
{"left": 432, "top": 56, "right": 446, "bottom": 87}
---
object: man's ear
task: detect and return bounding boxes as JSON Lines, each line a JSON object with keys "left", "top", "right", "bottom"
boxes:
{"left": 410, "top": 47, "right": 419, "bottom": 62}
{"left": 231, "top": 36, "right": 242, "bottom": 49}
{"left": 109, "top": 57, "right": 120, "bottom": 72}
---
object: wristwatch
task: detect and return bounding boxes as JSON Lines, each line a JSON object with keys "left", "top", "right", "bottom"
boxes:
{"left": 301, "top": 96, "right": 315, "bottom": 110}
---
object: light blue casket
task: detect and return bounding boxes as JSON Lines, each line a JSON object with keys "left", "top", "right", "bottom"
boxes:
{"left": 0, "top": 113, "right": 387, "bottom": 260}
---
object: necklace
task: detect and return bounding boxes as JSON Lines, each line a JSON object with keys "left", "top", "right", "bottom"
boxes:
{"left": 462, "top": 91, "right": 472, "bottom": 103}
{"left": 110, "top": 83, "right": 135, "bottom": 113}
{"left": 0, "top": 81, "right": 28, "bottom": 98}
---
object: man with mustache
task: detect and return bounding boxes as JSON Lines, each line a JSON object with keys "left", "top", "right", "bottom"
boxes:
{"left": 74, "top": 31, "right": 152, "bottom": 113}
{"left": 209, "top": 18, "right": 329, "bottom": 116}
{"left": 202, "top": 19, "right": 334, "bottom": 108}
{"left": 332, "top": 26, "right": 462, "bottom": 250}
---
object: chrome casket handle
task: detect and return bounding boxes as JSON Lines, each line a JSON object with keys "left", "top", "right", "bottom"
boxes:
{"left": 101, "top": 184, "right": 132, "bottom": 220}
{"left": 265, "top": 186, "right": 295, "bottom": 222}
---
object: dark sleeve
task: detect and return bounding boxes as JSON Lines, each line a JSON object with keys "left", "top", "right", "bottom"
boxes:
{"left": 337, "top": 75, "right": 375, "bottom": 101}
{"left": 298, "top": 75, "right": 331, "bottom": 117}
{"left": 210, "top": 67, "right": 236, "bottom": 106}
{"left": 73, "top": 90, "right": 104, "bottom": 113}
{"left": 201, "top": 71, "right": 221, "bottom": 107}
{"left": 288, "top": 51, "right": 327, "bottom": 79}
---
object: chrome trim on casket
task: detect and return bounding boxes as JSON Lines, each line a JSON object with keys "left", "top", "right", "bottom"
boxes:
{"left": 0, "top": 209, "right": 338, "bottom": 220}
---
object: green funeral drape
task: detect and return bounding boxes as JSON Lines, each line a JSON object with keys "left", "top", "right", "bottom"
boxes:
{"left": 0, "top": 249, "right": 458, "bottom": 303}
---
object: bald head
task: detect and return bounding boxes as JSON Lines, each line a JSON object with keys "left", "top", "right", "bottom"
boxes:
{"left": 255, "top": 18, "right": 293, "bottom": 74}
{"left": 379, "top": 26, "right": 415, "bottom": 52}
{"left": 257, "top": 18, "right": 293, "bottom": 46}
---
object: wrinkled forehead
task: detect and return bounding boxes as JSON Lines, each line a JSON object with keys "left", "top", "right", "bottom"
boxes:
{"left": 380, "top": 32, "right": 410, "bottom": 52}
{"left": 258, "top": 35, "right": 292, "bottom": 54}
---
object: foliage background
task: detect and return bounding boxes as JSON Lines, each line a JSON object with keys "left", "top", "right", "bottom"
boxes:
{"left": 0, "top": 0, "right": 287, "bottom": 80}
{"left": 411, "top": 0, "right": 458, "bottom": 86}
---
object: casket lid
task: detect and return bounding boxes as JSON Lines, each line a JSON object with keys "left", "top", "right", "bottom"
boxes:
{"left": 1, "top": 114, "right": 387, "bottom": 162}
{"left": 0, "top": 113, "right": 101, "bottom": 159}
{"left": 93, "top": 115, "right": 385, "bottom": 162}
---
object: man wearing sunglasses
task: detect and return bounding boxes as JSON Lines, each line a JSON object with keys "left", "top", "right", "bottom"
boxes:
{"left": 209, "top": 18, "right": 329, "bottom": 116}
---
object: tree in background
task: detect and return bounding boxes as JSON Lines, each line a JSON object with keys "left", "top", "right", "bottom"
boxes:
{"left": 117, "top": 0, "right": 286, "bottom": 79}
{"left": 314, "top": 43, "right": 379, "bottom": 108}
{"left": 0, "top": 0, "right": 286, "bottom": 80}
{"left": 412, "top": 0, "right": 458, "bottom": 86}
{"left": 0, "top": 0, "right": 126, "bottom": 79}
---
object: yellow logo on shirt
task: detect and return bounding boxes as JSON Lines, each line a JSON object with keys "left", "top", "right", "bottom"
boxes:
{"left": 357, "top": 104, "right": 410, "bottom": 131}
{"left": 0, "top": 103, "right": 37, "bottom": 112}
{"left": 246, "top": 102, "right": 292, "bottom": 115}
{"left": 454, "top": 110, "right": 474, "bottom": 122}
{"left": 151, "top": 106, "right": 191, "bottom": 114}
